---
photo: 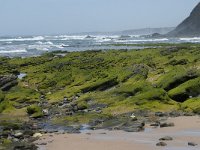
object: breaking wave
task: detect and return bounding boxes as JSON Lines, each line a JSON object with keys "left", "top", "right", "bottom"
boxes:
{"left": 0, "top": 49, "right": 27, "bottom": 53}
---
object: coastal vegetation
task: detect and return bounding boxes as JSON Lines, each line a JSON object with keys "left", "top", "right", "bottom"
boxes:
{"left": 0, "top": 43, "right": 200, "bottom": 123}
{"left": 0, "top": 43, "right": 200, "bottom": 149}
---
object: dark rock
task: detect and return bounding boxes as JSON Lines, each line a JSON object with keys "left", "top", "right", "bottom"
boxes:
{"left": 169, "top": 59, "right": 189, "bottom": 66}
{"left": 169, "top": 111, "right": 183, "bottom": 117}
{"left": 150, "top": 122, "right": 160, "bottom": 127}
{"left": 160, "top": 122, "right": 174, "bottom": 128}
{"left": 188, "top": 142, "right": 198, "bottom": 146}
{"left": 89, "top": 119, "right": 104, "bottom": 126}
{"left": 155, "top": 112, "right": 168, "bottom": 117}
{"left": 159, "top": 136, "right": 173, "bottom": 141}
{"left": 14, "top": 132, "right": 24, "bottom": 138}
{"left": 156, "top": 142, "right": 167, "bottom": 146}
{"left": 121, "top": 121, "right": 145, "bottom": 132}
{"left": 122, "top": 126, "right": 144, "bottom": 132}
{"left": 13, "top": 143, "right": 38, "bottom": 150}
{"left": 151, "top": 33, "right": 163, "bottom": 38}
{"left": 66, "top": 126, "right": 81, "bottom": 134}
{"left": 37, "top": 142, "right": 47, "bottom": 145}
{"left": 133, "top": 64, "right": 149, "bottom": 79}
{"left": 0, "top": 75, "right": 18, "bottom": 91}
{"left": 81, "top": 77, "right": 118, "bottom": 93}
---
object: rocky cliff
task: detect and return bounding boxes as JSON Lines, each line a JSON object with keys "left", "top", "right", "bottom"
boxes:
{"left": 167, "top": 2, "right": 200, "bottom": 37}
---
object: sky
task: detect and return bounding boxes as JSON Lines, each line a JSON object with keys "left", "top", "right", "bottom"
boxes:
{"left": 0, "top": 0, "right": 199, "bottom": 36}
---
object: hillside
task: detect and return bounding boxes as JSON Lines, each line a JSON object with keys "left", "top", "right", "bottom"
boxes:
{"left": 167, "top": 2, "right": 200, "bottom": 37}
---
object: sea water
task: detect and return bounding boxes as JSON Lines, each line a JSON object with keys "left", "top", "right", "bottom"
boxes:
{"left": 0, "top": 35, "right": 200, "bottom": 57}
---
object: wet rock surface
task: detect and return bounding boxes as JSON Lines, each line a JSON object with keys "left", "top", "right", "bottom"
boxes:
{"left": 0, "top": 74, "right": 18, "bottom": 91}
{"left": 160, "top": 122, "right": 175, "bottom": 128}
{"left": 159, "top": 136, "right": 173, "bottom": 141}
{"left": 156, "top": 141, "right": 167, "bottom": 146}
{"left": 188, "top": 142, "right": 198, "bottom": 146}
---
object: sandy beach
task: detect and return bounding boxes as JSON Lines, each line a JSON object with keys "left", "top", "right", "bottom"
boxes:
{"left": 36, "top": 116, "right": 200, "bottom": 150}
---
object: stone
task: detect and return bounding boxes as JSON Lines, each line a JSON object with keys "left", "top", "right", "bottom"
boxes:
{"left": 155, "top": 112, "right": 168, "bottom": 117}
{"left": 159, "top": 136, "right": 173, "bottom": 141}
{"left": 42, "top": 109, "right": 49, "bottom": 116}
{"left": 33, "top": 133, "right": 42, "bottom": 138}
{"left": 188, "top": 142, "right": 198, "bottom": 146}
{"left": 122, "top": 122, "right": 145, "bottom": 132}
{"left": 150, "top": 122, "right": 160, "bottom": 127}
{"left": 13, "top": 143, "right": 38, "bottom": 150}
{"left": 160, "top": 122, "right": 174, "bottom": 128}
{"left": 37, "top": 142, "right": 47, "bottom": 146}
{"left": 130, "top": 113, "right": 137, "bottom": 121}
{"left": 156, "top": 142, "right": 167, "bottom": 146}
{"left": 14, "top": 132, "right": 23, "bottom": 138}
{"left": 0, "top": 75, "right": 18, "bottom": 91}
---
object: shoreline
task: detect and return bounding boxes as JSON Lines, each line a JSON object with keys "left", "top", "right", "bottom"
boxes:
{"left": 36, "top": 116, "right": 200, "bottom": 150}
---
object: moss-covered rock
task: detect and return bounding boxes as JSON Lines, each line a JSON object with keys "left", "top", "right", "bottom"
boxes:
{"left": 0, "top": 90, "right": 4, "bottom": 102}
{"left": 27, "top": 105, "right": 43, "bottom": 118}
{"left": 0, "top": 43, "right": 200, "bottom": 120}
{"left": 168, "top": 77, "right": 200, "bottom": 102}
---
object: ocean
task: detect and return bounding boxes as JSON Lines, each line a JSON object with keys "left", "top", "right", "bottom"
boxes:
{"left": 0, "top": 35, "right": 200, "bottom": 57}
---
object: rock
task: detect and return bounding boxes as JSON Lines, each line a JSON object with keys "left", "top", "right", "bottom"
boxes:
{"left": 130, "top": 113, "right": 137, "bottom": 121}
{"left": 150, "top": 122, "right": 160, "bottom": 127}
{"left": 13, "top": 143, "right": 38, "bottom": 150}
{"left": 37, "top": 142, "right": 47, "bottom": 146}
{"left": 0, "top": 75, "right": 18, "bottom": 91}
{"left": 155, "top": 112, "right": 168, "bottom": 117}
{"left": 188, "top": 142, "right": 198, "bottom": 146}
{"left": 156, "top": 142, "right": 167, "bottom": 146}
{"left": 42, "top": 109, "right": 49, "bottom": 116}
{"left": 160, "top": 122, "right": 174, "bottom": 128}
{"left": 122, "top": 127, "right": 143, "bottom": 132}
{"left": 65, "top": 111, "right": 74, "bottom": 116}
{"left": 122, "top": 122, "right": 145, "bottom": 132}
{"left": 169, "top": 111, "right": 182, "bottom": 117}
{"left": 40, "top": 95, "right": 45, "bottom": 99}
{"left": 33, "top": 133, "right": 42, "bottom": 138}
{"left": 159, "top": 136, "right": 173, "bottom": 141}
{"left": 14, "top": 132, "right": 23, "bottom": 138}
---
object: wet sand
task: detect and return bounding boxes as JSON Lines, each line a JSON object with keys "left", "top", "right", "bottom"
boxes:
{"left": 36, "top": 116, "right": 200, "bottom": 150}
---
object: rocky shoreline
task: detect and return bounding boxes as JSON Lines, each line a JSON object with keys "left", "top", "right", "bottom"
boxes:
{"left": 0, "top": 44, "right": 200, "bottom": 149}
{"left": 34, "top": 116, "right": 200, "bottom": 150}
{"left": 0, "top": 110, "right": 197, "bottom": 150}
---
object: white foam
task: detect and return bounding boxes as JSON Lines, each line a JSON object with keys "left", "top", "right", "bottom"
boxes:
{"left": 114, "top": 38, "right": 169, "bottom": 43}
{"left": 6, "top": 42, "right": 12, "bottom": 44}
{"left": 28, "top": 44, "right": 50, "bottom": 51}
{"left": 0, "top": 36, "right": 44, "bottom": 42}
{"left": 35, "top": 41, "right": 54, "bottom": 45}
{"left": 58, "top": 35, "right": 86, "bottom": 40}
{"left": 179, "top": 37, "right": 200, "bottom": 42}
{"left": 0, "top": 49, "right": 27, "bottom": 53}
{"left": 94, "top": 35, "right": 118, "bottom": 42}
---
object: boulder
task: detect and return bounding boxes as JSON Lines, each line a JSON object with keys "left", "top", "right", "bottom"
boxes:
{"left": 155, "top": 112, "right": 168, "bottom": 117}
{"left": 13, "top": 143, "right": 38, "bottom": 150}
{"left": 160, "top": 122, "right": 174, "bottom": 128}
{"left": 156, "top": 142, "right": 167, "bottom": 146}
{"left": 0, "top": 75, "right": 18, "bottom": 91}
{"left": 159, "top": 136, "right": 173, "bottom": 141}
{"left": 188, "top": 142, "right": 198, "bottom": 146}
{"left": 14, "top": 132, "right": 24, "bottom": 138}
{"left": 33, "top": 133, "right": 42, "bottom": 138}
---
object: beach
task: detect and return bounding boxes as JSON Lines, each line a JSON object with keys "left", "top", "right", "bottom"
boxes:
{"left": 36, "top": 116, "right": 200, "bottom": 150}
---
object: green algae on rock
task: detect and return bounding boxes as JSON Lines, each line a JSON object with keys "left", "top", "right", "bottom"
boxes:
{"left": 0, "top": 44, "right": 200, "bottom": 122}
